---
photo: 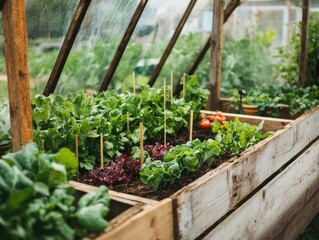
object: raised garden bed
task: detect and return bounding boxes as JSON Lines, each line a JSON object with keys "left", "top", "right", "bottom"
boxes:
{"left": 71, "top": 181, "right": 173, "bottom": 240}
{"left": 71, "top": 107, "right": 319, "bottom": 239}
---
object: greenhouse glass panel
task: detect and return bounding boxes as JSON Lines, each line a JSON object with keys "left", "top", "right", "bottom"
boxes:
{"left": 158, "top": 0, "right": 213, "bottom": 89}
{"left": 110, "top": 0, "right": 190, "bottom": 92}
{"left": 55, "top": 0, "right": 140, "bottom": 94}
{"left": 26, "top": 0, "right": 79, "bottom": 96}
{"left": 195, "top": 0, "right": 306, "bottom": 97}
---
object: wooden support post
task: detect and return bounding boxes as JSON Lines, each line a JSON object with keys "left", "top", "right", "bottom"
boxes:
{"left": 148, "top": 0, "right": 197, "bottom": 87}
{"left": 207, "top": 0, "right": 224, "bottom": 110}
{"left": 99, "top": 0, "right": 148, "bottom": 92}
{"left": 174, "top": 0, "right": 241, "bottom": 96}
{"left": 43, "top": 0, "right": 91, "bottom": 96}
{"left": 2, "top": 0, "right": 33, "bottom": 151}
{"left": 298, "top": 0, "right": 309, "bottom": 87}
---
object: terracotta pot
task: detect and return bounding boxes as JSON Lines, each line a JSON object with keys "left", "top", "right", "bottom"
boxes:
{"left": 242, "top": 104, "right": 259, "bottom": 116}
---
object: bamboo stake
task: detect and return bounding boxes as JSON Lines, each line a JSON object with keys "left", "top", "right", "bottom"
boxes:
{"left": 189, "top": 110, "right": 193, "bottom": 142}
{"left": 100, "top": 133, "right": 104, "bottom": 169}
{"left": 139, "top": 122, "right": 144, "bottom": 165}
{"left": 132, "top": 71, "right": 136, "bottom": 96}
{"left": 170, "top": 71, "right": 173, "bottom": 105}
{"left": 164, "top": 78, "right": 167, "bottom": 146}
{"left": 126, "top": 112, "right": 130, "bottom": 131}
{"left": 75, "top": 134, "right": 79, "bottom": 174}
{"left": 183, "top": 73, "right": 186, "bottom": 99}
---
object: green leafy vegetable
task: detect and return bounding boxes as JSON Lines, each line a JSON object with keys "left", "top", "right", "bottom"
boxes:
{"left": 0, "top": 143, "right": 109, "bottom": 239}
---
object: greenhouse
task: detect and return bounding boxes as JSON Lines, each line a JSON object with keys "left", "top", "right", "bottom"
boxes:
{"left": 0, "top": 0, "right": 319, "bottom": 239}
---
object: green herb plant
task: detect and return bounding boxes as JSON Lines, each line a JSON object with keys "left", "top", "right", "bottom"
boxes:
{"left": 0, "top": 142, "right": 109, "bottom": 240}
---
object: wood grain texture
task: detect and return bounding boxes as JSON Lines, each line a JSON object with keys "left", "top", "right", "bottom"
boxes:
{"left": 148, "top": 0, "right": 197, "bottom": 87}
{"left": 173, "top": 106, "right": 319, "bottom": 240}
{"left": 69, "top": 181, "right": 158, "bottom": 206}
{"left": 207, "top": 0, "right": 224, "bottom": 110}
{"left": 204, "top": 139, "right": 319, "bottom": 240}
{"left": 99, "top": 0, "right": 148, "bottom": 91}
{"left": 298, "top": 0, "right": 309, "bottom": 87}
{"left": 43, "top": 0, "right": 91, "bottom": 96}
{"left": 2, "top": 0, "right": 33, "bottom": 151}
{"left": 97, "top": 199, "right": 174, "bottom": 240}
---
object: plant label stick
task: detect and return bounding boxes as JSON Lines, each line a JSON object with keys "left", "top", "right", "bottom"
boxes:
{"left": 183, "top": 73, "right": 186, "bottom": 99}
{"left": 170, "top": 70, "right": 173, "bottom": 105}
{"left": 75, "top": 134, "right": 79, "bottom": 174}
{"left": 139, "top": 122, "right": 144, "bottom": 165}
{"left": 132, "top": 71, "right": 136, "bottom": 96}
{"left": 126, "top": 112, "right": 130, "bottom": 131}
{"left": 189, "top": 110, "right": 193, "bottom": 142}
{"left": 164, "top": 78, "right": 167, "bottom": 146}
{"left": 100, "top": 133, "right": 104, "bottom": 169}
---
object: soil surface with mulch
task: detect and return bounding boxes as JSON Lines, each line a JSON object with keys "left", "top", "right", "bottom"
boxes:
{"left": 77, "top": 126, "right": 235, "bottom": 201}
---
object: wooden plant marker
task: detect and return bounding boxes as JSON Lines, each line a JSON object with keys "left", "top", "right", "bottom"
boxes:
{"left": 132, "top": 71, "right": 136, "bottom": 96}
{"left": 126, "top": 112, "right": 130, "bottom": 131}
{"left": 164, "top": 78, "right": 167, "bottom": 146}
{"left": 183, "top": 73, "right": 186, "bottom": 99}
{"left": 139, "top": 122, "right": 144, "bottom": 165}
{"left": 75, "top": 134, "right": 79, "bottom": 174}
{"left": 189, "top": 110, "right": 193, "bottom": 142}
{"left": 100, "top": 133, "right": 104, "bottom": 170}
{"left": 170, "top": 70, "right": 173, "bottom": 105}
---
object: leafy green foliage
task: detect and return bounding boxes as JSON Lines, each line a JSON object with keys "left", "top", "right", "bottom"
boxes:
{"left": 212, "top": 118, "right": 272, "bottom": 155}
{"left": 275, "top": 13, "right": 319, "bottom": 87}
{"left": 0, "top": 97, "right": 10, "bottom": 145}
{"left": 230, "top": 85, "right": 319, "bottom": 117}
{"left": 141, "top": 119, "right": 272, "bottom": 189}
{"left": 140, "top": 139, "right": 221, "bottom": 189}
{"left": 0, "top": 142, "right": 110, "bottom": 239}
{"left": 32, "top": 77, "right": 208, "bottom": 170}
{"left": 221, "top": 29, "right": 275, "bottom": 96}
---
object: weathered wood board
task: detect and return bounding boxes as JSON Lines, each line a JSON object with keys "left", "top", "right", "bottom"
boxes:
{"left": 97, "top": 199, "right": 173, "bottom": 240}
{"left": 71, "top": 181, "right": 174, "bottom": 240}
{"left": 173, "top": 106, "right": 319, "bottom": 239}
{"left": 204, "top": 138, "right": 319, "bottom": 240}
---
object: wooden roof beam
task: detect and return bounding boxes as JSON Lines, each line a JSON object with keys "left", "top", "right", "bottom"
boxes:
{"left": 43, "top": 0, "right": 91, "bottom": 96}
{"left": 148, "top": 0, "right": 197, "bottom": 87}
{"left": 174, "top": 0, "right": 241, "bottom": 96}
{"left": 99, "top": 0, "right": 148, "bottom": 92}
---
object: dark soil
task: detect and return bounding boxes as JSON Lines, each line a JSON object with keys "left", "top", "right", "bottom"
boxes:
{"left": 78, "top": 127, "right": 234, "bottom": 201}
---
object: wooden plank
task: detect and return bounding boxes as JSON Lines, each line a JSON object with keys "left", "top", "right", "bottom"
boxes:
{"left": 69, "top": 180, "right": 159, "bottom": 206}
{"left": 173, "top": 0, "right": 241, "bottom": 97}
{"left": 43, "top": 0, "right": 91, "bottom": 96}
{"left": 200, "top": 110, "right": 293, "bottom": 132}
{"left": 2, "top": 0, "right": 33, "bottom": 151}
{"left": 148, "top": 0, "right": 197, "bottom": 87}
{"left": 173, "top": 106, "right": 319, "bottom": 240}
{"left": 204, "top": 139, "right": 319, "bottom": 240}
{"left": 298, "top": 0, "right": 309, "bottom": 87}
{"left": 97, "top": 199, "right": 174, "bottom": 240}
{"left": 207, "top": 0, "right": 224, "bottom": 110}
{"left": 99, "top": 0, "right": 148, "bottom": 92}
